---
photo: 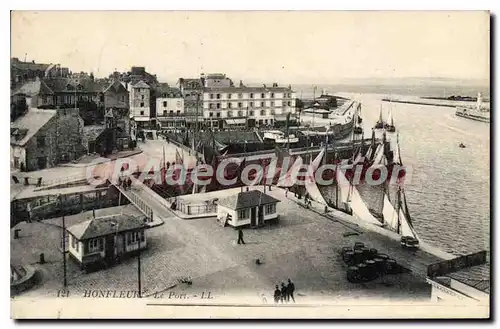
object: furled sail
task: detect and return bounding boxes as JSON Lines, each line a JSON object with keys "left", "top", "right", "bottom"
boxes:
{"left": 372, "top": 144, "right": 385, "bottom": 165}
{"left": 378, "top": 106, "right": 383, "bottom": 123}
{"left": 303, "top": 148, "right": 328, "bottom": 205}
{"left": 365, "top": 145, "right": 373, "bottom": 161}
{"left": 337, "top": 170, "right": 382, "bottom": 226}
{"left": 311, "top": 147, "right": 326, "bottom": 172}
{"left": 277, "top": 156, "right": 304, "bottom": 188}
{"left": 382, "top": 194, "right": 399, "bottom": 231}
{"left": 400, "top": 208, "right": 419, "bottom": 240}
{"left": 387, "top": 108, "right": 394, "bottom": 126}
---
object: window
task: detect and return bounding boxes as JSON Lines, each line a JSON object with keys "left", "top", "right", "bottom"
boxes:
{"left": 266, "top": 204, "right": 276, "bottom": 214}
{"left": 249, "top": 110, "right": 254, "bottom": 116}
{"left": 270, "top": 109, "right": 275, "bottom": 115}
{"left": 140, "top": 102, "right": 145, "bottom": 107}
{"left": 163, "top": 101, "right": 167, "bottom": 107}
{"left": 210, "top": 94, "right": 214, "bottom": 99}
{"left": 170, "top": 110, "right": 174, "bottom": 115}
{"left": 163, "top": 110, "right": 167, "bottom": 116}
{"left": 88, "top": 238, "right": 102, "bottom": 253}
{"left": 216, "top": 112, "right": 221, "bottom": 118}
{"left": 288, "top": 101, "right": 292, "bottom": 106}
{"left": 37, "top": 136, "right": 46, "bottom": 148}
{"left": 140, "top": 111, "right": 145, "bottom": 115}
{"left": 128, "top": 231, "right": 142, "bottom": 245}
{"left": 71, "top": 236, "right": 79, "bottom": 251}
{"left": 270, "top": 101, "right": 274, "bottom": 107}
{"left": 216, "top": 103, "right": 221, "bottom": 109}
{"left": 100, "top": 94, "right": 104, "bottom": 102}
{"left": 121, "top": 95, "right": 125, "bottom": 102}
{"left": 265, "top": 119, "right": 268, "bottom": 124}
{"left": 228, "top": 94, "right": 232, "bottom": 99}
{"left": 209, "top": 112, "right": 214, "bottom": 117}
{"left": 228, "top": 103, "right": 232, "bottom": 109}
{"left": 141, "top": 95, "right": 145, "bottom": 100}
{"left": 260, "top": 102, "right": 265, "bottom": 107}
{"left": 237, "top": 110, "right": 243, "bottom": 117}
{"left": 250, "top": 102, "right": 254, "bottom": 108}
{"left": 216, "top": 94, "right": 221, "bottom": 99}
{"left": 228, "top": 111, "right": 233, "bottom": 117}
{"left": 260, "top": 110, "right": 265, "bottom": 116}
{"left": 176, "top": 110, "right": 181, "bottom": 115}
{"left": 238, "top": 93, "right": 243, "bottom": 99}
{"left": 238, "top": 102, "right": 243, "bottom": 108}
{"left": 238, "top": 209, "right": 249, "bottom": 219}
{"left": 13, "top": 157, "right": 19, "bottom": 169}
{"left": 141, "top": 230, "right": 145, "bottom": 242}
{"left": 209, "top": 103, "right": 214, "bottom": 109}
{"left": 250, "top": 93, "right": 254, "bottom": 99}
{"left": 271, "top": 93, "right": 275, "bottom": 98}
{"left": 261, "top": 93, "right": 265, "bottom": 98}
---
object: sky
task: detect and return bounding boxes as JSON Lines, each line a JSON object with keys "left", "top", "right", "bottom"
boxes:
{"left": 11, "top": 11, "right": 490, "bottom": 85}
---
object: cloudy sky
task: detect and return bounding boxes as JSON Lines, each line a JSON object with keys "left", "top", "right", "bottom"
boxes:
{"left": 11, "top": 11, "right": 490, "bottom": 84}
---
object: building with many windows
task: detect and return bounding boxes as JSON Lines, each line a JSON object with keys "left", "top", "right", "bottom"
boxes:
{"left": 155, "top": 86, "right": 185, "bottom": 130}
{"left": 128, "top": 80, "right": 151, "bottom": 128}
{"left": 202, "top": 84, "right": 296, "bottom": 129}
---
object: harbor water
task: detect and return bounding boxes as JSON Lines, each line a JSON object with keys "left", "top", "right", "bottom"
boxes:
{"left": 314, "top": 92, "right": 490, "bottom": 256}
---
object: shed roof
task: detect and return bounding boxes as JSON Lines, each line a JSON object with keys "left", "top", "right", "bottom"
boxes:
{"left": 67, "top": 214, "right": 146, "bottom": 240}
{"left": 218, "top": 190, "right": 280, "bottom": 210}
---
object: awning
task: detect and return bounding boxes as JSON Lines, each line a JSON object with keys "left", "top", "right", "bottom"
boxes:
{"left": 224, "top": 118, "right": 246, "bottom": 125}
{"left": 132, "top": 117, "right": 151, "bottom": 122}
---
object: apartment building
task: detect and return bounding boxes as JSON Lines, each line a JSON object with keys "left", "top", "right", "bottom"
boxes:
{"left": 201, "top": 84, "right": 296, "bottom": 128}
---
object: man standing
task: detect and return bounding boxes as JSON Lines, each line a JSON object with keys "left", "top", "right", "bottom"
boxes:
{"left": 237, "top": 229, "right": 245, "bottom": 245}
{"left": 287, "top": 279, "right": 295, "bottom": 303}
{"left": 280, "top": 282, "right": 287, "bottom": 304}
{"left": 273, "top": 285, "right": 281, "bottom": 304}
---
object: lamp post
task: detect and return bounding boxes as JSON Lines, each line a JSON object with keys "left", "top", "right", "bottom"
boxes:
{"left": 58, "top": 194, "right": 67, "bottom": 288}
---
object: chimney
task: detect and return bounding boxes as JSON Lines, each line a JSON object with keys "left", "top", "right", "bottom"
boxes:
{"left": 239, "top": 80, "right": 243, "bottom": 87}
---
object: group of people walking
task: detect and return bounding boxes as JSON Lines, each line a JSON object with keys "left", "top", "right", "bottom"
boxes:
{"left": 274, "top": 279, "right": 295, "bottom": 304}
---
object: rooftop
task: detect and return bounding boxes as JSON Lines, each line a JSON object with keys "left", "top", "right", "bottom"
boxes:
{"left": 218, "top": 190, "right": 280, "bottom": 210}
{"left": 67, "top": 214, "right": 146, "bottom": 240}
{"left": 203, "top": 86, "right": 293, "bottom": 93}
{"left": 447, "top": 263, "right": 491, "bottom": 294}
{"left": 11, "top": 108, "right": 57, "bottom": 146}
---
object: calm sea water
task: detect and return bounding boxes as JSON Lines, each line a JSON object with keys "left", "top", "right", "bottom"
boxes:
{"left": 312, "top": 91, "right": 490, "bottom": 256}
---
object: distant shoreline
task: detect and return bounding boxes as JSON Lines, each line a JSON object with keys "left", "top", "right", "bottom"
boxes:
{"left": 381, "top": 99, "right": 457, "bottom": 108}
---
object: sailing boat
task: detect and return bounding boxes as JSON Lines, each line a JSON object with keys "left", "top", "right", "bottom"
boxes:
{"left": 382, "top": 186, "right": 419, "bottom": 249}
{"left": 386, "top": 107, "right": 396, "bottom": 132}
{"left": 374, "top": 104, "right": 385, "bottom": 129}
{"left": 353, "top": 103, "right": 363, "bottom": 134}
{"left": 381, "top": 137, "right": 419, "bottom": 248}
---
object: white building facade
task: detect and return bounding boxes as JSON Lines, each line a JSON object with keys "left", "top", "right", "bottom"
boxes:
{"left": 201, "top": 86, "right": 297, "bottom": 127}
{"left": 128, "top": 80, "right": 151, "bottom": 126}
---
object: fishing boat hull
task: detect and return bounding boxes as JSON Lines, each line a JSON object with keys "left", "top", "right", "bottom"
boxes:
{"left": 386, "top": 125, "right": 396, "bottom": 132}
{"left": 374, "top": 122, "right": 385, "bottom": 129}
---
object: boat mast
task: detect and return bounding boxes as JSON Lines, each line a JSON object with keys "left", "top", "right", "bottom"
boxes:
{"left": 396, "top": 187, "right": 402, "bottom": 235}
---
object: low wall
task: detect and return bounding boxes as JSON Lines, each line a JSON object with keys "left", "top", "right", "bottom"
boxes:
{"left": 11, "top": 186, "right": 124, "bottom": 226}
{"left": 10, "top": 265, "right": 37, "bottom": 296}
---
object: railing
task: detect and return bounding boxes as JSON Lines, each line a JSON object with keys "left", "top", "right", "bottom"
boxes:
{"left": 117, "top": 186, "right": 154, "bottom": 222}
{"left": 222, "top": 138, "right": 378, "bottom": 159}
{"left": 178, "top": 203, "right": 217, "bottom": 216}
